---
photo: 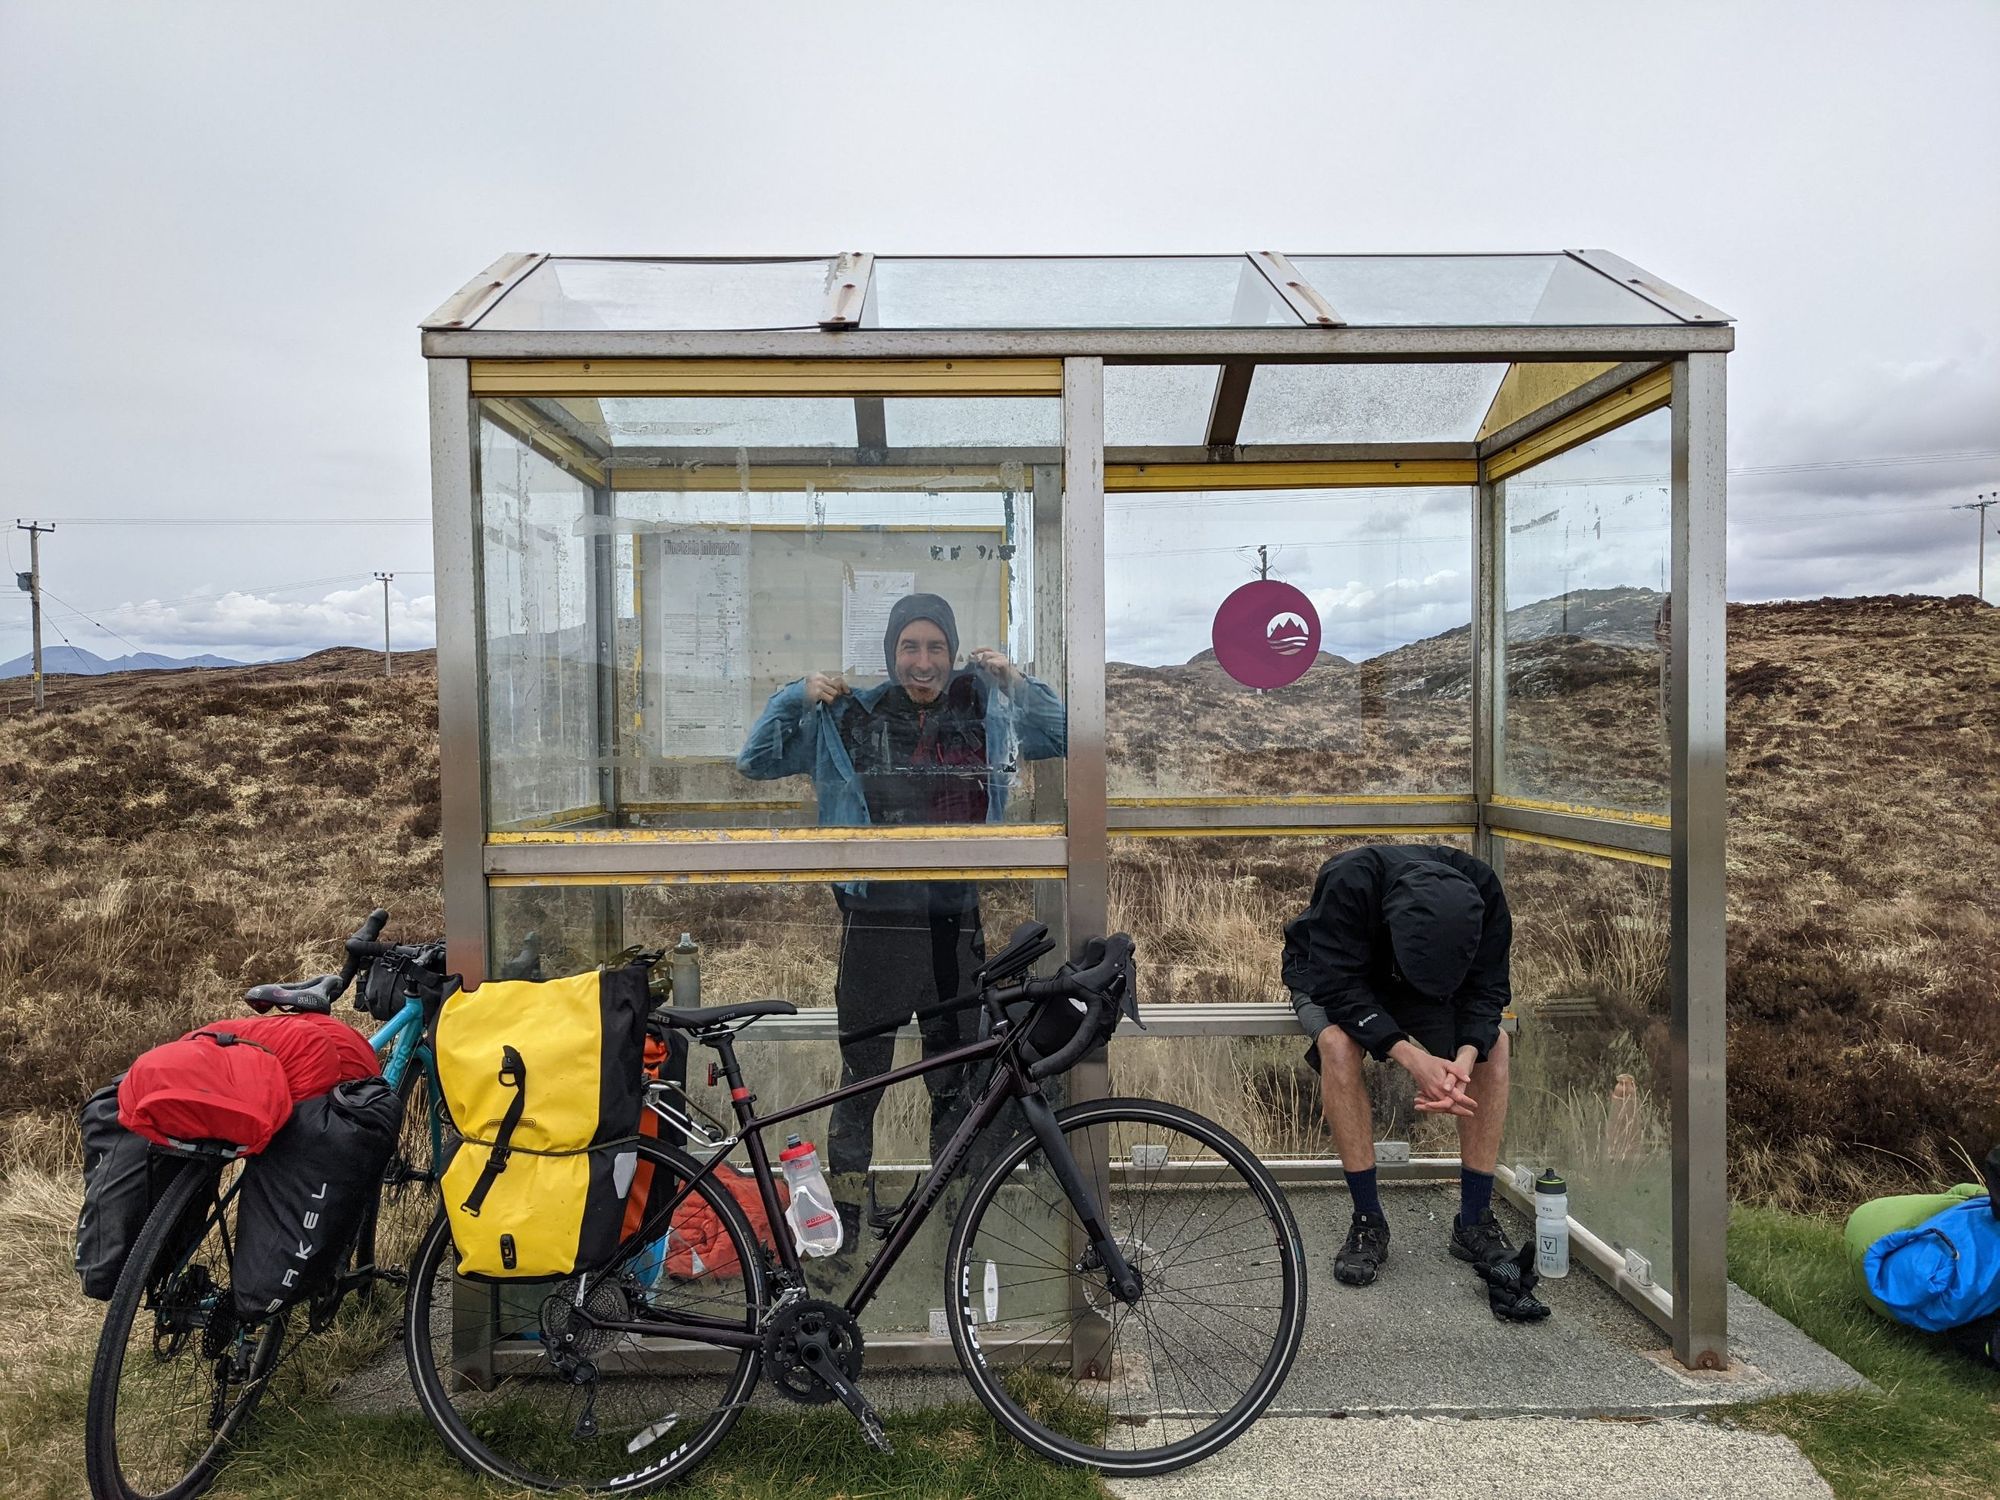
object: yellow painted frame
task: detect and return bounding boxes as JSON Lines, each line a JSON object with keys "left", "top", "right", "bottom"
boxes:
{"left": 488, "top": 823, "right": 1066, "bottom": 846}
{"left": 468, "top": 358, "right": 1064, "bottom": 397}
{"left": 1492, "top": 828, "right": 1671, "bottom": 869}
{"left": 1106, "top": 460, "right": 1476, "bottom": 493}
{"left": 489, "top": 867, "right": 1066, "bottom": 888}
{"left": 1483, "top": 366, "right": 1672, "bottom": 481}
{"left": 1112, "top": 824, "right": 1474, "bottom": 840}
{"left": 1486, "top": 794, "right": 1670, "bottom": 830}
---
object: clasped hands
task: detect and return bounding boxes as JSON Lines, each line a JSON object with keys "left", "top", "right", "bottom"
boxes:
{"left": 1389, "top": 1039, "right": 1479, "bottom": 1118}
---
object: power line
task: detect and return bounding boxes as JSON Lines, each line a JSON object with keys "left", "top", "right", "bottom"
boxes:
{"left": 40, "top": 588, "right": 151, "bottom": 658}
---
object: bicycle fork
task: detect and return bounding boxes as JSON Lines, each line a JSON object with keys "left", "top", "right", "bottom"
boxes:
{"left": 1018, "top": 1090, "right": 1145, "bottom": 1306}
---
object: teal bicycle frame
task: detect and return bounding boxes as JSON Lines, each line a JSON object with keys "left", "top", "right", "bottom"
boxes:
{"left": 368, "top": 992, "right": 445, "bottom": 1172}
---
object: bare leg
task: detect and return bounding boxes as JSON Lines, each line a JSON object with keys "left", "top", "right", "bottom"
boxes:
{"left": 1316, "top": 1028, "right": 1375, "bottom": 1171}
{"left": 1455, "top": 1030, "right": 1511, "bottom": 1175}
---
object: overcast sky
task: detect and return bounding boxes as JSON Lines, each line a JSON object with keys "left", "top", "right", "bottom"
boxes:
{"left": 2, "top": 0, "right": 1995, "bottom": 667}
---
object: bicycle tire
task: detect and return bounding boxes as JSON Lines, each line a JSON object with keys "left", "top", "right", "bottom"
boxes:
{"left": 944, "top": 1097, "right": 1306, "bottom": 1477}
{"left": 84, "top": 1161, "right": 287, "bottom": 1500}
{"left": 404, "top": 1139, "right": 767, "bottom": 1495}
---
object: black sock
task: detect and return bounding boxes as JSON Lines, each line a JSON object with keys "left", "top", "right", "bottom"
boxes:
{"left": 1460, "top": 1167, "right": 1495, "bottom": 1225}
{"left": 1345, "top": 1167, "right": 1382, "bottom": 1219}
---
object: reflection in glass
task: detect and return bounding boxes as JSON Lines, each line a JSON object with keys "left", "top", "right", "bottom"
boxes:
{"left": 1105, "top": 487, "right": 1473, "bottom": 796}
{"left": 869, "top": 256, "right": 1298, "bottom": 329}
{"left": 1237, "top": 364, "right": 1505, "bottom": 445}
{"left": 1498, "top": 842, "right": 1672, "bottom": 1292}
{"left": 1289, "top": 255, "right": 1678, "bottom": 327}
{"left": 1500, "top": 408, "right": 1671, "bottom": 813}
{"left": 479, "top": 257, "right": 835, "bottom": 332}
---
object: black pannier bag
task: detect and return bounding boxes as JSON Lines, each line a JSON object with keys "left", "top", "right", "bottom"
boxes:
{"left": 232, "top": 1076, "right": 403, "bottom": 1319}
{"left": 76, "top": 1076, "right": 196, "bottom": 1301}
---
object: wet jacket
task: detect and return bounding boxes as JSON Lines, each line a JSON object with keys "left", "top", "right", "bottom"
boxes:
{"left": 737, "top": 667, "right": 1065, "bottom": 905}
{"left": 1280, "top": 845, "right": 1512, "bottom": 1062}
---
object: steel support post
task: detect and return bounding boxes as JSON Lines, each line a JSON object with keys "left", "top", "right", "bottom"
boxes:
{"left": 429, "top": 359, "right": 490, "bottom": 986}
{"left": 1030, "top": 463, "right": 1069, "bottom": 951}
{"left": 588, "top": 482, "right": 624, "bottom": 957}
{"left": 1061, "top": 357, "right": 1114, "bottom": 1376}
{"left": 1669, "top": 354, "right": 1729, "bottom": 1368}
{"left": 1472, "top": 470, "right": 1506, "bottom": 876}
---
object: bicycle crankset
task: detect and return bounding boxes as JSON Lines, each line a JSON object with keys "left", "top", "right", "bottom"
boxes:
{"left": 764, "top": 1299, "right": 865, "bottom": 1406}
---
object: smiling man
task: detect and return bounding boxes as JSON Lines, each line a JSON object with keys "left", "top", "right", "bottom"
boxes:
{"left": 1282, "top": 844, "right": 1532, "bottom": 1307}
{"left": 737, "top": 593, "right": 1066, "bottom": 1234}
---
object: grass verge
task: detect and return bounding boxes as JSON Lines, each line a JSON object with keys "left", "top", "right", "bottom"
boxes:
{"left": 1729, "top": 1204, "right": 2000, "bottom": 1500}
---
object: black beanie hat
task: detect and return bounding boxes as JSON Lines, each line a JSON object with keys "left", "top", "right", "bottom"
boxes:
{"left": 1382, "top": 861, "right": 1485, "bottom": 1000}
{"left": 883, "top": 593, "right": 959, "bottom": 674}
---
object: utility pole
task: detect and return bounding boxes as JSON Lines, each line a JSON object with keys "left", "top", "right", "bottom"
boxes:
{"left": 373, "top": 572, "right": 394, "bottom": 677}
{"left": 1256, "top": 544, "right": 1271, "bottom": 581}
{"left": 1954, "top": 493, "right": 1996, "bottom": 604}
{"left": 16, "top": 521, "right": 53, "bottom": 712}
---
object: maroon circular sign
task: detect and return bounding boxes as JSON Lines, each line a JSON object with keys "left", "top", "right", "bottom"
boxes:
{"left": 1211, "top": 579, "right": 1321, "bottom": 689}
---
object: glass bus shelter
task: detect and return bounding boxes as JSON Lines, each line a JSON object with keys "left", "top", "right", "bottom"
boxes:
{"left": 420, "top": 251, "right": 1731, "bottom": 1369}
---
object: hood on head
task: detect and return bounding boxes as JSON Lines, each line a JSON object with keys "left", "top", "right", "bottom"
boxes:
{"left": 1382, "top": 861, "right": 1484, "bottom": 1000}
{"left": 882, "top": 593, "right": 960, "bottom": 675}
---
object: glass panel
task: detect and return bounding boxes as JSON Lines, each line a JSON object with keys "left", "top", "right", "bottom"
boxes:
{"left": 869, "top": 257, "right": 1298, "bottom": 328}
{"left": 1237, "top": 363, "right": 1506, "bottom": 444}
{"left": 477, "top": 398, "right": 1066, "bottom": 831}
{"left": 1499, "top": 842, "right": 1673, "bottom": 1294}
{"left": 1289, "top": 255, "right": 1679, "bottom": 326}
{"left": 1105, "top": 486, "right": 1473, "bottom": 796}
{"left": 478, "top": 419, "right": 599, "bottom": 830}
{"left": 1105, "top": 365, "right": 1219, "bottom": 447}
{"left": 1107, "top": 834, "right": 1474, "bottom": 1159}
{"left": 881, "top": 398, "right": 1061, "bottom": 449}
{"left": 488, "top": 876, "right": 1067, "bottom": 1337}
{"left": 591, "top": 396, "right": 857, "bottom": 448}
{"left": 479, "top": 257, "right": 835, "bottom": 332}
{"left": 1499, "top": 408, "right": 1671, "bottom": 813}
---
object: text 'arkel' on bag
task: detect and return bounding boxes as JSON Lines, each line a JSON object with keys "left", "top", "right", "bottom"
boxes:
{"left": 435, "top": 964, "right": 648, "bottom": 1279}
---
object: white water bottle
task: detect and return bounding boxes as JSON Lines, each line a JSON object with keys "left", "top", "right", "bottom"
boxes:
{"left": 1534, "top": 1168, "right": 1570, "bottom": 1279}
{"left": 780, "top": 1135, "right": 844, "bottom": 1258}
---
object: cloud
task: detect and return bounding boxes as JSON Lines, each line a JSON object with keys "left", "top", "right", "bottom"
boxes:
{"left": 106, "top": 584, "right": 438, "bottom": 654}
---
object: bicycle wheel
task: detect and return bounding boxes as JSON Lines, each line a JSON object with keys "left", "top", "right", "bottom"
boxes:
{"left": 85, "top": 1160, "right": 287, "bottom": 1500}
{"left": 354, "top": 1062, "right": 440, "bottom": 1279}
{"left": 945, "top": 1097, "right": 1306, "bottom": 1476}
{"left": 405, "top": 1140, "right": 766, "bottom": 1494}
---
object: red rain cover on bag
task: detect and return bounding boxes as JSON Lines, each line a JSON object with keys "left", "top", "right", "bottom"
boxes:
{"left": 197, "top": 1013, "right": 378, "bottom": 1101}
{"left": 118, "top": 1032, "right": 294, "bottom": 1154}
{"left": 667, "top": 1163, "right": 787, "bottom": 1280}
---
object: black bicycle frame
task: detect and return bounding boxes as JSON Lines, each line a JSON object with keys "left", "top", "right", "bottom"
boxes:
{"left": 580, "top": 1017, "right": 1137, "bottom": 1347}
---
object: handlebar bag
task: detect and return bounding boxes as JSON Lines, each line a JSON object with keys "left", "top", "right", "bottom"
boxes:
{"left": 436, "top": 965, "right": 648, "bottom": 1279}
{"left": 233, "top": 1077, "right": 404, "bottom": 1318}
{"left": 75, "top": 1076, "right": 196, "bottom": 1300}
{"left": 118, "top": 1031, "right": 295, "bottom": 1155}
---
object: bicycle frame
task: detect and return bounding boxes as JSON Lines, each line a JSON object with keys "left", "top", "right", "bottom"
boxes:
{"left": 580, "top": 1022, "right": 1139, "bottom": 1349}
{"left": 370, "top": 992, "right": 443, "bottom": 1169}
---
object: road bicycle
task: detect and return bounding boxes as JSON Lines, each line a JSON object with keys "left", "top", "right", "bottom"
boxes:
{"left": 83, "top": 911, "right": 451, "bottom": 1500}
{"left": 404, "top": 920, "right": 1308, "bottom": 1492}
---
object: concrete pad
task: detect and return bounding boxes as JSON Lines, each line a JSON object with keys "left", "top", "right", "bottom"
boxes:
{"left": 1102, "top": 1415, "right": 1834, "bottom": 1500}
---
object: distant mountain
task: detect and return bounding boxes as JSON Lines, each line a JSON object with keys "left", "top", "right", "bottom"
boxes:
{"left": 0, "top": 645, "right": 250, "bottom": 679}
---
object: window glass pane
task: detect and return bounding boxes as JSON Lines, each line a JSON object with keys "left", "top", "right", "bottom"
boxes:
{"left": 1105, "top": 365, "right": 1219, "bottom": 446}
{"left": 1498, "top": 842, "right": 1673, "bottom": 1294}
{"left": 881, "top": 398, "right": 1061, "bottom": 449}
{"left": 1499, "top": 408, "right": 1671, "bottom": 813}
{"left": 1107, "top": 835, "right": 1474, "bottom": 1159}
{"left": 1289, "top": 255, "right": 1679, "bottom": 326}
{"left": 590, "top": 396, "right": 857, "bottom": 448}
{"left": 477, "top": 398, "right": 1066, "bottom": 831}
{"left": 1106, "top": 486, "right": 1473, "bottom": 797}
{"left": 480, "top": 257, "right": 835, "bottom": 331}
{"left": 869, "top": 257, "right": 1297, "bottom": 328}
{"left": 1238, "top": 363, "right": 1505, "bottom": 444}
{"left": 489, "top": 876, "right": 1067, "bottom": 1337}
{"left": 478, "top": 419, "right": 599, "bottom": 829}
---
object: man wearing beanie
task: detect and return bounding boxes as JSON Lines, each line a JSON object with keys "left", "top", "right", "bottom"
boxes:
{"left": 1282, "top": 844, "right": 1530, "bottom": 1309}
{"left": 737, "top": 593, "right": 1065, "bottom": 1239}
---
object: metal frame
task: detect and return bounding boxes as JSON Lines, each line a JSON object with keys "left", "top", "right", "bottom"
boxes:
{"left": 421, "top": 249, "right": 1733, "bottom": 1368}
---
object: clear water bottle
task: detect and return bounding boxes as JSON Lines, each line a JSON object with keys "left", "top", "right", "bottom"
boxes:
{"left": 779, "top": 1134, "right": 843, "bottom": 1258}
{"left": 1534, "top": 1168, "right": 1570, "bottom": 1279}
{"left": 670, "top": 932, "right": 701, "bottom": 1010}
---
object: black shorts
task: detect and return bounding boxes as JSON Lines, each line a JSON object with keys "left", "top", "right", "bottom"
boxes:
{"left": 1302, "top": 1001, "right": 1454, "bottom": 1070}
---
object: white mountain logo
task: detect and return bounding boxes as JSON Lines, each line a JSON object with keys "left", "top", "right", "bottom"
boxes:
{"left": 1266, "top": 611, "right": 1311, "bottom": 656}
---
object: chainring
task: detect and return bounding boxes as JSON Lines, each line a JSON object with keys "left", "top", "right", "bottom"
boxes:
{"left": 540, "top": 1276, "right": 633, "bottom": 1362}
{"left": 763, "top": 1298, "right": 865, "bottom": 1406}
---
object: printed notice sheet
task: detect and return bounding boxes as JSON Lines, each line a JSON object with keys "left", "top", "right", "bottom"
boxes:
{"left": 648, "top": 530, "right": 750, "bottom": 758}
{"left": 842, "top": 569, "right": 916, "bottom": 676}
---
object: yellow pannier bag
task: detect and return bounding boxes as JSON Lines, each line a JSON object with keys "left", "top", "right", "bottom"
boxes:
{"left": 436, "top": 966, "right": 649, "bottom": 1279}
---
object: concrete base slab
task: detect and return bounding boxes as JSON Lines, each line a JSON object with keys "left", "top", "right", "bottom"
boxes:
{"left": 1102, "top": 1415, "right": 1834, "bottom": 1500}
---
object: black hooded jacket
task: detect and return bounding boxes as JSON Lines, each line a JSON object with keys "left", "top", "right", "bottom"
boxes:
{"left": 1280, "top": 845, "right": 1512, "bottom": 1062}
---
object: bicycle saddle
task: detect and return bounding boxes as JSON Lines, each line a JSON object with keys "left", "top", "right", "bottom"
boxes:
{"left": 650, "top": 998, "right": 797, "bottom": 1032}
{"left": 244, "top": 974, "right": 341, "bottom": 1015}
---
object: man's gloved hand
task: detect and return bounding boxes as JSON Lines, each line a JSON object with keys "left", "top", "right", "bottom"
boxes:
{"left": 1472, "top": 1239, "right": 1552, "bottom": 1323}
